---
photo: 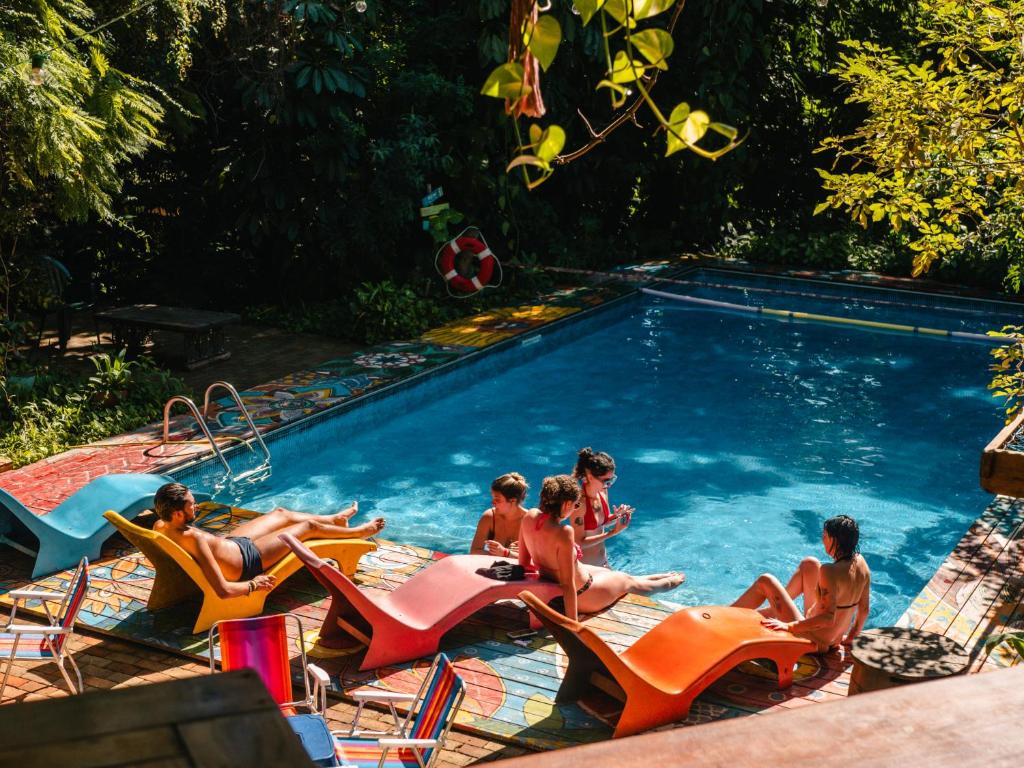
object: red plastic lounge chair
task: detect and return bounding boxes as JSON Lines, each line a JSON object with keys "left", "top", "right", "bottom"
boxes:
{"left": 0, "top": 557, "right": 90, "bottom": 700}
{"left": 333, "top": 652, "right": 466, "bottom": 768}
{"left": 281, "top": 533, "right": 565, "bottom": 670}
{"left": 520, "top": 590, "right": 817, "bottom": 738}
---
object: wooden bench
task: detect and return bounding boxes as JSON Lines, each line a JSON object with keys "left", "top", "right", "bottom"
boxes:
{"left": 0, "top": 670, "right": 314, "bottom": 767}
{"left": 96, "top": 304, "right": 240, "bottom": 369}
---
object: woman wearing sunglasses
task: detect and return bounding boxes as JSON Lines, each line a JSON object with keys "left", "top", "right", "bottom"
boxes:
{"left": 572, "top": 447, "right": 634, "bottom": 568}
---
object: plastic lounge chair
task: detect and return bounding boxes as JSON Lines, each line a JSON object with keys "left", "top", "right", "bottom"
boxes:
{"left": 519, "top": 590, "right": 817, "bottom": 738}
{"left": 281, "top": 533, "right": 564, "bottom": 670}
{"left": 333, "top": 652, "right": 466, "bottom": 768}
{"left": 210, "top": 613, "right": 340, "bottom": 767}
{"left": 103, "top": 511, "right": 377, "bottom": 634}
{"left": 0, "top": 557, "right": 90, "bottom": 700}
{"left": 0, "top": 473, "right": 198, "bottom": 579}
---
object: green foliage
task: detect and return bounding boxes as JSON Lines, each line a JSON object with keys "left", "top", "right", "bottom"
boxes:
{"left": 87, "top": 348, "right": 135, "bottom": 402}
{"left": 0, "top": 356, "right": 186, "bottom": 468}
{"left": 717, "top": 223, "right": 908, "bottom": 273}
{"left": 480, "top": 0, "right": 741, "bottom": 187}
{"left": 349, "top": 280, "right": 452, "bottom": 345}
{"left": 817, "top": 1, "right": 1024, "bottom": 288}
{"left": 988, "top": 328, "right": 1024, "bottom": 422}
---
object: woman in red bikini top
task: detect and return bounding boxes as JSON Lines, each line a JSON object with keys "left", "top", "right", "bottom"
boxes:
{"left": 571, "top": 447, "right": 633, "bottom": 568}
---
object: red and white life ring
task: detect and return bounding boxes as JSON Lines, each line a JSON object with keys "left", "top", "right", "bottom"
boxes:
{"left": 436, "top": 234, "right": 497, "bottom": 293}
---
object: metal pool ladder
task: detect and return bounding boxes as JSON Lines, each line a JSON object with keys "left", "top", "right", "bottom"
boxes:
{"left": 162, "top": 381, "right": 271, "bottom": 486}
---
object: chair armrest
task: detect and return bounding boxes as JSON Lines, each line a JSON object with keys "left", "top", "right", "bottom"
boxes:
{"left": 306, "top": 663, "right": 331, "bottom": 688}
{"left": 8, "top": 590, "right": 67, "bottom": 602}
{"left": 5, "top": 624, "right": 69, "bottom": 634}
{"left": 351, "top": 690, "right": 416, "bottom": 702}
{"left": 376, "top": 739, "right": 439, "bottom": 748}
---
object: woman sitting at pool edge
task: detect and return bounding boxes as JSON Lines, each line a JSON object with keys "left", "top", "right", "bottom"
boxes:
{"left": 470, "top": 472, "right": 530, "bottom": 557}
{"left": 732, "top": 514, "right": 871, "bottom": 653}
{"left": 519, "top": 474, "right": 684, "bottom": 622}
{"left": 572, "top": 447, "right": 633, "bottom": 568}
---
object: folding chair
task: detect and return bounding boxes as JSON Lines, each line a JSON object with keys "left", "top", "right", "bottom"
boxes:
{"left": 208, "top": 612, "right": 330, "bottom": 716}
{"left": 334, "top": 653, "right": 467, "bottom": 768}
{"left": 0, "top": 557, "right": 90, "bottom": 700}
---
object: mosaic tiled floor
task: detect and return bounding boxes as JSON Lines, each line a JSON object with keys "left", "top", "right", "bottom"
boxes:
{"left": 0, "top": 504, "right": 850, "bottom": 750}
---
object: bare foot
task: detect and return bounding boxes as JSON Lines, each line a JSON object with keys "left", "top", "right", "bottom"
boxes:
{"left": 330, "top": 501, "right": 358, "bottom": 526}
{"left": 350, "top": 517, "right": 386, "bottom": 537}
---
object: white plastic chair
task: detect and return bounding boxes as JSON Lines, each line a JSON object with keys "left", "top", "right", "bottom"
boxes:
{"left": 0, "top": 557, "right": 90, "bottom": 700}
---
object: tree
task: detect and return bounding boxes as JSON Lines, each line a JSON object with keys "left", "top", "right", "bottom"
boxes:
{"left": 816, "top": 0, "right": 1024, "bottom": 288}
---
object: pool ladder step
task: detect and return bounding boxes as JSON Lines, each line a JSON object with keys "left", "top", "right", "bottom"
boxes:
{"left": 162, "top": 381, "right": 271, "bottom": 486}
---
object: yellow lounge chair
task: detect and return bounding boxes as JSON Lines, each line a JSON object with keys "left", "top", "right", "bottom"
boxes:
{"left": 103, "top": 509, "right": 376, "bottom": 634}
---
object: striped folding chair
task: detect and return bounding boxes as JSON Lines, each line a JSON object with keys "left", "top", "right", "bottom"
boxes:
{"left": 0, "top": 557, "right": 90, "bottom": 700}
{"left": 334, "top": 653, "right": 467, "bottom": 768}
{"left": 208, "top": 613, "right": 330, "bottom": 716}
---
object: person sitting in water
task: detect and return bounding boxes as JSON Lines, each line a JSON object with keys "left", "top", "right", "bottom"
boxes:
{"left": 470, "top": 472, "right": 530, "bottom": 557}
{"left": 518, "top": 475, "right": 684, "bottom": 622}
{"left": 572, "top": 448, "right": 633, "bottom": 568}
{"left": 732, "top": 514, "right": 871, "bottom": 653}
{"left": 152, "top": 482, "right": 386, "bottom": 598}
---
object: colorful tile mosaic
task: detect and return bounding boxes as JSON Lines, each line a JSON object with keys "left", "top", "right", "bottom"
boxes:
{"left": 0, "top": 506, "right": 853, "bottom": 750}
{"left": 421, "top": 306, "right": 581, "bottom": 348}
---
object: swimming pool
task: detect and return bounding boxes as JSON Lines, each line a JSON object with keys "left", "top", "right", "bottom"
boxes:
{"left": 183, "top": 269, "right": 1017, "bottom": 627}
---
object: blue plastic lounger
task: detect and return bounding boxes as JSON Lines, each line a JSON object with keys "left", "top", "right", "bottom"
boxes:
{"left": 0, "top": 473, "right": 208, "bottom": 578}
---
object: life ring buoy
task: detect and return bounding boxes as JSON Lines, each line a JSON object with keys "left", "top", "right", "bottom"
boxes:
{"left": 437, "top": 234, "right": 496, "bottom": 293}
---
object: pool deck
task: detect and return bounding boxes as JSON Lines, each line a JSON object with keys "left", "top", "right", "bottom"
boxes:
{"left": 2, "top": 258, "right": 1022, "bottom": 761}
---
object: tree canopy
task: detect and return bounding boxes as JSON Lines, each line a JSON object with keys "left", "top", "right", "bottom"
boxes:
{"left": 818, "top": 0, "right": 1024, "bottom": 288}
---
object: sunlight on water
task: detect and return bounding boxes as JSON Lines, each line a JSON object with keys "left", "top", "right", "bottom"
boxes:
{"left": 216, "top": 283, "right": 1011, "bottom": 627}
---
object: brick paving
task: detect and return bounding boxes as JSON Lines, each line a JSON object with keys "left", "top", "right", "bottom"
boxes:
{"left": 0, "top": 616, "right": 531, "bottom": 766}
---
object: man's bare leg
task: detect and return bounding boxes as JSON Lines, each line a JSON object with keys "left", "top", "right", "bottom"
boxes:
{"left": 732, "top": 572, "right": 803, "bottom": 621}
{"left": 252, "top": 517, "right": 386, "bottom": 571}
{"left": 232, "top": 503, "right": 360, "bottom": 540}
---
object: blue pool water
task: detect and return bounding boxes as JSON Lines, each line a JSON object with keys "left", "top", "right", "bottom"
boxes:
{"left": 194, "top": 272, "right": 1016, "bottom": 627}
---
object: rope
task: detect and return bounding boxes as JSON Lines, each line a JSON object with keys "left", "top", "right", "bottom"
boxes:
{"left": 641, "top": 287, "right": 1008, "bottom": 344}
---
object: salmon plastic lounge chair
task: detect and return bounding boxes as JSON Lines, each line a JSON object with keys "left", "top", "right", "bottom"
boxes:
{"left": 0, "top": 472, "right": 203, "bottom": 578}
{"left": 281, "top": 533, "right": 565, "bottom": 670}
{"left": 519, "top": 590, "right": 817, "bottom": 738}
{"left": 103, "top": 510, "right": 377, "bottom": 634}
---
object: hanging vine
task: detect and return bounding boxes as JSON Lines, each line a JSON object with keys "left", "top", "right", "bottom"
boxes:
{"left": 480, "top": 0, "right": 745, "bottom": 189}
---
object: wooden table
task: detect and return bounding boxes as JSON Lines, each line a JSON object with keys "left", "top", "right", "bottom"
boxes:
{"left": 849, "top": 626, "right": 970, "bottom": 694}
{"left": 96, "top": 304, "right": 240, "bottom": 369}
{"left": 0, "top": 670, "right": 315, "bottom": 768}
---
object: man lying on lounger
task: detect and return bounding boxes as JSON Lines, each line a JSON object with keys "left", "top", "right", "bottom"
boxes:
{"left": 152, "top": 482, "right": 385, "bottom": 598}
{"left": 732, "top": 514, "right": 871, "bottom": 653}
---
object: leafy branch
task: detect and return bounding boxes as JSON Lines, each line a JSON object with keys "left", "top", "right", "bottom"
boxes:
{"left": 480, "top": 0, "right": 743, "bottom": 189}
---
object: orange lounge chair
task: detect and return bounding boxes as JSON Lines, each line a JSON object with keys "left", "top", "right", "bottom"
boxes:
{"left": 519, "top": 590, "right": 817, "bottom": 738}
{"left": 281, "top": 533, "right": 565, "bottom": 670}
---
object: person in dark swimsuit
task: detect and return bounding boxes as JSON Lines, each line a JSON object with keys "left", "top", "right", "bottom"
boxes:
{"left": 518, "top": 475, "right": 684, "bottom": 622}
{"left": 470, "top": 472, "right": 530, "bottom": 557}
{"left": 152, "top": 483, "right": 386, "bottom": 599}
{"left": 732, "top": 515, "right": 872, "bottom": 653}
{"left": 571, "top": 448, "right": 633, "bottom": 568}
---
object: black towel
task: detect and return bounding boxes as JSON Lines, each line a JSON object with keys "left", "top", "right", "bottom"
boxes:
{"left": 475, "top": 559, "right": 526, "bottom": 581}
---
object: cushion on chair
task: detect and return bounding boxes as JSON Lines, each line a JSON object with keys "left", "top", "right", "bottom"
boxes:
{"left": 287, "top": 714, "right": 339, "bottom": 767}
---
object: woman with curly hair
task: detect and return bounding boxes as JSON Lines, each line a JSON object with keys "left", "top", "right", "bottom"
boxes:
{"left": 572, "top": 447, "right": 633, "bottom": 567}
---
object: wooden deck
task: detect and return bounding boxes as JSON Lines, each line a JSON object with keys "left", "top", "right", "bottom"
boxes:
{"left": 898, "top": 494, "right": 1024, "bottom": 670}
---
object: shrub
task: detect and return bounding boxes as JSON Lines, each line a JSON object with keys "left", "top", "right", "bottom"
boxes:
{"left": 349, "top": 280, "right": 453, "bottom": 345}
{"left": 0, "top": 356, "right": 187, "bottom": 468}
